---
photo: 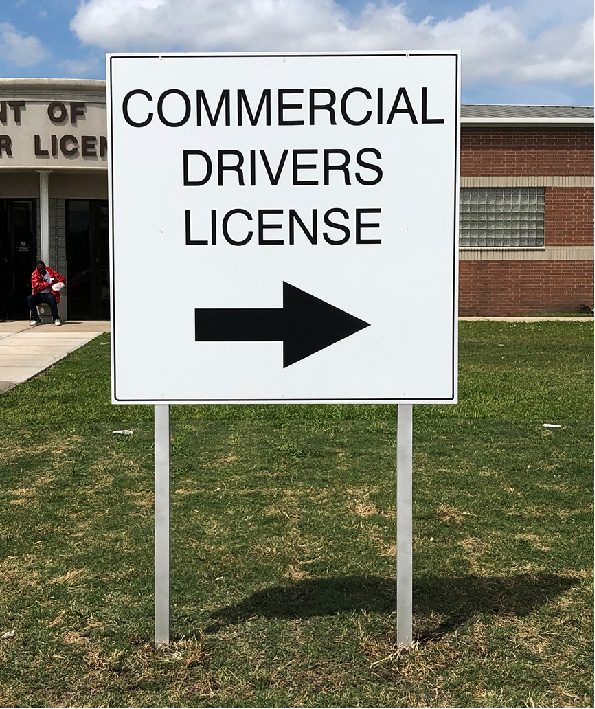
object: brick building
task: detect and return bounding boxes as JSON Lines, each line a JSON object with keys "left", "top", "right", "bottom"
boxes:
{"left": 460, "top": 105, "right": 593, "bottom": 316}
{"left": 0, "top": 79, "right": 592, "bottom": 320}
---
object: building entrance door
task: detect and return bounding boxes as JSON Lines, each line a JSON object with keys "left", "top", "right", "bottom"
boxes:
{"left": 66, "top": 200, "right": 110, "bottom": 320}
{"left": 0, "top": 200, "right": 37, "bottom": 320}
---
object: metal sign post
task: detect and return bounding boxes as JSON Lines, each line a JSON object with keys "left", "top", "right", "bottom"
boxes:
{"left": 154, "top": 404, "right": 170, "bottom": 646}
{"left": 396, "top": 404, "right": 413, "bottom": 647}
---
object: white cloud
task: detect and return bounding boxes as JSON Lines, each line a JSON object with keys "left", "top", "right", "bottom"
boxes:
{"left": 59, "top": 56, "right": 102, "bottom": 76}
{"left": 0, "top": 22, "right": 48, "bottom": 66}
{"left": 516, "top": 17, "right": 594, "bottom": 85}
{"left": 70, "top": 0, "right": 593, "bottom": 87}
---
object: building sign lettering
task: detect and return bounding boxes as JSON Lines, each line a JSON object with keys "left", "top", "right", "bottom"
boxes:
{"left": 0, "top": 99, "right": 107, "bottom": 165}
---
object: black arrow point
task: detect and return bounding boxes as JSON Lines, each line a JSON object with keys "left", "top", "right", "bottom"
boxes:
{"left": 195, "top": 282, "right": 369, "bottom": 368}
{"left": 282, "top": 282, "right": 369, "bottom": 367}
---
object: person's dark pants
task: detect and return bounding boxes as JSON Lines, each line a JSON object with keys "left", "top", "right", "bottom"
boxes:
{"left": 27, "top": 293, "right": 59, "bottom": 322}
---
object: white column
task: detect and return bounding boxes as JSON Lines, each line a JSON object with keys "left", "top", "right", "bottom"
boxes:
{"left": 37, "top": 170, "right": 51, "bottom": 264}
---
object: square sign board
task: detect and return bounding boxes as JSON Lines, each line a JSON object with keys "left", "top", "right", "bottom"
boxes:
{"left": 108, "top": 52, "right": 460, "bottom": 404}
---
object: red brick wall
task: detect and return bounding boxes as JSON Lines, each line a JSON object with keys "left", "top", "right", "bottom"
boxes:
{"left": 461, "top": 128, "right": 594, "bottom": 176}
{"left": 460, "top": 125, "right": 593, "bottom": 315}
{"left": 459, "top": 261, "right": 594, "bottom": 316}
{"left": 546, "top": 187, "right": 594, "bottom": 246}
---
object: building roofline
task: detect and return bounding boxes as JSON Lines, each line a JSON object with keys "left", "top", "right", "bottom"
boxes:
{"left": 0, "top": 78, "right": 106, "bottom": 102}
{"left": 461, "top": 103, "right": 594, "bottom": 127}
{"left": 462, "top": 116, "right": 594, "bottom": 127}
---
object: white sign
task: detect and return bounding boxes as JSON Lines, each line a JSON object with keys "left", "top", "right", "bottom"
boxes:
{"left": 108, "top": 52, "right": 460, "bottom": 404}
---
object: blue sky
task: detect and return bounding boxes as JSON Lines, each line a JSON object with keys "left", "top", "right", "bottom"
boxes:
{"left": 1, "top": 0, "right": 593, "bottom": 105}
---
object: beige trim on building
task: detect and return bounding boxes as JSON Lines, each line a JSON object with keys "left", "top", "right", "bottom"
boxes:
{"left": 460, "top": 246, "right": 594, "bottom": 261}
{"left": 461, "top": 176, "right": 594, "bottom": 187}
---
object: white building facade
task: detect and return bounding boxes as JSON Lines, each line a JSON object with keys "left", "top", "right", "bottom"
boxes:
{"left": 0, "top": 79, "right": 108, "bottom": 321}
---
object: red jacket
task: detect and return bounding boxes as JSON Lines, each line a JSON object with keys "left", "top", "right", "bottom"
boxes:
{"left": 31, "top": 267, "right": 66, "bottom": 303}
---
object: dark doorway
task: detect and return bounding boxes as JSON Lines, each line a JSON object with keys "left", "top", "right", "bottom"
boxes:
{"left": 0, "top": 199, "right": 37, "bottom": 320}
{"left": 66, "top": 199, "right": 109, "bottom": 320}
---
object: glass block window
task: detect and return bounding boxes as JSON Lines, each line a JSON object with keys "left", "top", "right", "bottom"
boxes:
{"left": 459, "top": 188, "right": 545, "bottom": 247}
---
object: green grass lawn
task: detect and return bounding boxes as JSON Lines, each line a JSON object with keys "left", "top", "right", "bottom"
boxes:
{"left": 0, "top": 322, "right": 593, "bottom": 708}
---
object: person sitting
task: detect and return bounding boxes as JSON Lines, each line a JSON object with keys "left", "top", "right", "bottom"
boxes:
{"left": 27, "top": 260, "right": 66, "bottom": 326}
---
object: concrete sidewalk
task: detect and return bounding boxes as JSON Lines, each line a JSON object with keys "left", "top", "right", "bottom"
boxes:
{"left": 0, "top": 320, "right": 110, "bottom": 393}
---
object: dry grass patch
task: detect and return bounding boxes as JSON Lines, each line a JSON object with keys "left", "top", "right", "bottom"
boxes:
{"left": 217, "top": 454, "right": 239, "bottom": 464}
{"left": 348, "top": 487, "right": 381, "bottom": 518}
{"left": 49, "top": 568, "right": 88, "bottom": 586}
{"left": 0, "top": 435, "right": 81, "bottom": 463}
{"left": 88, "top": 450, "right": 147, "bottom": 481}
{"left": 355, "top": 500, "right": 378, "bottom": 517}
{"left": 126, "top": 490, "right": 154, "bottom": 509}
{"left": 437, "top": 504, "right": 473, "bottom": 524}
{"left": 84, "top": 467, "right": 115, "bottom": 490}
{"left": 9, "top": 487, "right": 36, "bottom": 498}
{"left": 460, "top": 537, "right": 487, "bottom": 555}
{"left": 47, "top": 611, "right": 67, "bottom": 628}
{"left": 202, "top": 453, "right": 240, "bottom": 469}
{"left": 514, "top": 533, "right": 551, "bottom": 551}
{"left": 265, "top": 490, "right": 300, "bottom": 523}
{"left": 1, "top": 554, "right": 42, "bottom": 591}
{"left": 5, "top": 474, "right": 57, "bottom": 508}
{"left": 156, "top": 638, "right": 209, "bottom": 668}
{"left": 459, "top": 536, "right": 490, "bottom": 573}
{"left": 284, "top": 564, "right": 311, "bottom": 581}
{"left": 360, "top": 634, "right": 406, "bottom": 669}
{"left": 63, "top": 630, "right": 91, "bottom": 646}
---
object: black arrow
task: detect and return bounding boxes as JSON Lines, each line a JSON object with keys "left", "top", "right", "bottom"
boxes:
{"left": 195, "top": 282, "right": 369, "bottom": 367}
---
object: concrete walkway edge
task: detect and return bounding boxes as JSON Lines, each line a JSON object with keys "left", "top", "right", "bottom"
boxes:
{"left": 0, "top": 321, "right": 110, "bottom": 393}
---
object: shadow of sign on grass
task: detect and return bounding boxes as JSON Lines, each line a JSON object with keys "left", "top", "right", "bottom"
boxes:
{"left": 206, "top": 574, "right": 576, "bottom": 638}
